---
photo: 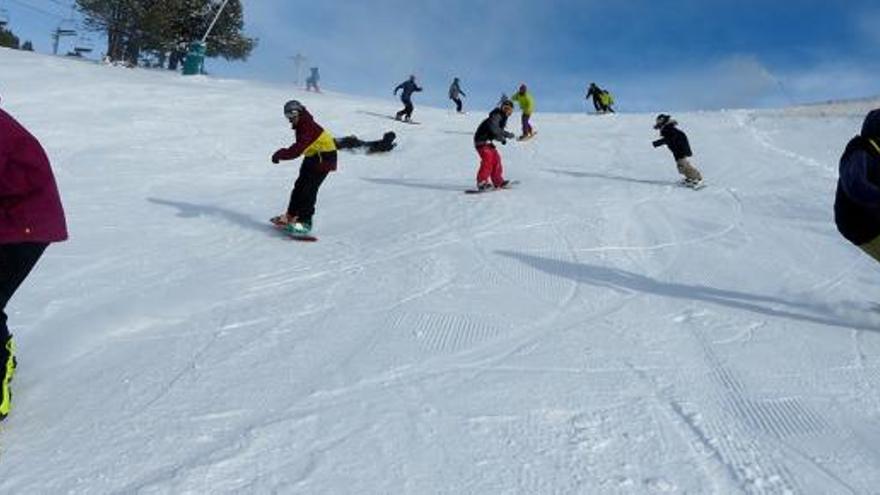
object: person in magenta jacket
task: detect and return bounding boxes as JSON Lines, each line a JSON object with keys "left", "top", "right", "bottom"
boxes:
{"left": 0, "top": 108, "right": 68, "bottom": 421}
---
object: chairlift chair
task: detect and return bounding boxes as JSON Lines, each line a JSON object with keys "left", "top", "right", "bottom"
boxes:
{"left": 74, "top": 35, "right": 94, "bottom": 55}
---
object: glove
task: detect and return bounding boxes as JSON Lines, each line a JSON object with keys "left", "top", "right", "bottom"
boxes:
{"left": 500, "top": 138, "right": 507, "bottom": 145}
{"left": 271, "top": 150, "right": 283, "bottom": 164}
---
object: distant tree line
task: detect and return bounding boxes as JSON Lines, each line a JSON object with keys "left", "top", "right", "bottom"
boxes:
{"left": 75, "top": 0, "right": 256, "bottom": 69}
{"left": 0, "top": 25, "right": 33, "bottom": 51}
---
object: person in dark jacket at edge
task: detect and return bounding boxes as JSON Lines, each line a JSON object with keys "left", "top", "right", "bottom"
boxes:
{"left": 270, "top": 100, "right": 338, "bottom": 236}
{"left": 473, "top": 98, "right": 516, "bottom": 191}
{"left": 835, "top": 108, "right": 880, "bottom": 263}
{"left": 0, "top": 108, "right": 68, "bottom": 421}
{"left": 652, "top": 114, "right": 703, "bottom": 187}
{"left": 393, "top": 75, "right": 422, "bottom": 122}
{"left": 449, "top": 77, "right": 466, "bottom": 113}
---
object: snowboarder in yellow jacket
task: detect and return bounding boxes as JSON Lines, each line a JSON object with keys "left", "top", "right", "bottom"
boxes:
{"left": 510, "top": 84, "right": 536, "bottom": 140}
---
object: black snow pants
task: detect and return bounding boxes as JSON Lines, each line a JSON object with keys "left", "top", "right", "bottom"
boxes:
{"left": 396, "top": 99, "right": 414, "bottom": 120}
{"left": 0, "top": 243, "right": 48, "bottom": 341}
{"left": 287, "top": 155, "right": 332, "bottom": 224}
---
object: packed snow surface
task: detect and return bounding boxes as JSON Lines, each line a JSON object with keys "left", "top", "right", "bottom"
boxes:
{"left": 2, "top": 48, "right": 880, "bottom": 494}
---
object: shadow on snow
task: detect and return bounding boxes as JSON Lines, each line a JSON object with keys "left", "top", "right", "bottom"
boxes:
{"left": 497, "top": 250, "right": 879, "bottom": 331}
{"left": 147, "top": 197, "right": 270, "bottom": 235}
{"left": 361, "top": 177, "right": 465, "bottom": 192}
{"left": 546, "top": 168, "right": 673, "bottom": 187}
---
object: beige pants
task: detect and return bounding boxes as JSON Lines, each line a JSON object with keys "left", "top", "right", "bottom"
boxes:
{"left": 859, "top": 235, "right": 880, "bottom": 264}
{"left": 676, "top": 158, "right": 703, "bottom": 181}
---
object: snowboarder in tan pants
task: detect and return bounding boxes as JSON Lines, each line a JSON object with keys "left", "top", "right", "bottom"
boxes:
{"left": 652, "top": 114, "right": 703, "bottom": 188}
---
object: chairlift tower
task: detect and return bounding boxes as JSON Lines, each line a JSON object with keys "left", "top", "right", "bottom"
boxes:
{"left": 290, "top": 53, "right": 307, "bottom": 85}
{"left": 52, "top": 17, "right": 77, "bottom": 55}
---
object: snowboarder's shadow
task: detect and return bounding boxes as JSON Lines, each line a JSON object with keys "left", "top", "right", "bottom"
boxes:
{"left": 546, "top": 168, "right": 671, "bottom": 187}
{"left": 357, "top": 110, "right": 400, "bottom": 121}
{"left": 148, "top": 197, "right": 269, "bottom": 235}
{"left": 362, "top": 177, "right": 463, "bottom": 192}
{"left": 497, "top": 250, "right": 879, "bottom": 331}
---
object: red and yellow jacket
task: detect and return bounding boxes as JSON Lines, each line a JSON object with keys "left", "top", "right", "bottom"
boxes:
{"left": 272, "top": 109, "right": 337, "bottom": 172}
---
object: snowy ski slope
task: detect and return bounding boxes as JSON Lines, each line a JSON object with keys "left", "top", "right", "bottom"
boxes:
{"left": 2, "top": 48, "right": 880, "bottom": 494}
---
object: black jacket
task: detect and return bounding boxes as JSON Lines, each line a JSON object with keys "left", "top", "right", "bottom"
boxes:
{"left": 834, "top": 109, "right": 880, "bottom": 245}
{"left": 394, "top": 80, "right": 422, "bottom": 103}
{"left": 474, "top": 108, "right": 512, "bottom": 145}
{"left": 449, "top": 80, "right": 465, "bottom": 99}
{"left": 653, "top": 123, "right": 692, "bottom": 159}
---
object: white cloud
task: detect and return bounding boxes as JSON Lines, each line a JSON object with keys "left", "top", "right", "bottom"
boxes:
{"left": 608, "top": 55, "right": 880, "bottom": 112}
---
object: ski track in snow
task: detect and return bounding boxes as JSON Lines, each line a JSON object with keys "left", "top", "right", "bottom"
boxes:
{"left": 1, "top": 49, "right": 880, "bottom": 493}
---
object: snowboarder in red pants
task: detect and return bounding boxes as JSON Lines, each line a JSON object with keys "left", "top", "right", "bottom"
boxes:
{"left": 473, "top": 99, "right": 515, "bottom": 190}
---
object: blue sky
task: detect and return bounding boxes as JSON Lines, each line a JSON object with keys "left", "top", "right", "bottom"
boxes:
{"left": 4, "top": 0, "right": 880, "bottom": 112}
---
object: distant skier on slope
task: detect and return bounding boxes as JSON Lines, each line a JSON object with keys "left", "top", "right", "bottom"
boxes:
{"left": 652, "top": 114, "right": 703, "bottom": 188}
{"left": 586, "top": 82, "right": 615, "bottom": 113}
{"left": 0, "top": 108, "right": 68, "bottom": 422}
{"left": 393, "top": 75, "right": 423, "bottom": 122}
{"left": 510, "top": 84, "right": 536, "bottom": 140}
{"left": 834, "top": 108, "right": 880, "bottom": 263}
{"left": 448, "top": 77, "right": 466, "bottom": 113}
{"left": 305, "top": 67, "right": 321, "bottom": 93}
{"left": 270, "top": 100, "right": 338, "bottom": 236}
{"left": 472, "top": 98, "right": 516, "bottom": 191}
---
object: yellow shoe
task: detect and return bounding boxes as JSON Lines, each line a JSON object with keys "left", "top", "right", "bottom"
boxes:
{"left": 0, "top": 337, "right": 16, "bottom": 421}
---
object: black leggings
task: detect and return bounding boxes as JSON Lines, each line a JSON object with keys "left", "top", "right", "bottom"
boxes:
{"left": 287, "top": 157, "right": 332, "bottom": 223}
{"left": 0, "top": 243, "right": 48, "bottom": 341}
{"left": 452, "top": 97, "right": 463, "bottom": 112}
{"left": 396, "top": 101, "right": 414, "bottom": 119}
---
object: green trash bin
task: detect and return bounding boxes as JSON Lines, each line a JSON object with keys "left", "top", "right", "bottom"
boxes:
{"left": 182, "top": 41, "right": 206, "bottom": 76}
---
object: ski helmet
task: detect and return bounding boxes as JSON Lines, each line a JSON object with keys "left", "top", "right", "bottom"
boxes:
{"left": 654, "top": 114, "right": 672, "bottom": 130}
{"left": 283, "top": 100, "right": 305, "bottom": 120}
{"left": 519, "top": 84, "right": 527, "bottom": 93}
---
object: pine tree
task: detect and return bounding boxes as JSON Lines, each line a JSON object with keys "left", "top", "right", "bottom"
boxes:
{"left": 0, "top": 26, "right": 20, "bottom": 50}
{"left": 76, "top": 0, "right": 255, "bottom": 68}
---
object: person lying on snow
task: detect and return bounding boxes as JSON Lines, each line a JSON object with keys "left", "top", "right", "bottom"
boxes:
{"left": 334, "top": 131, "right": 397, "bottom": 154}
